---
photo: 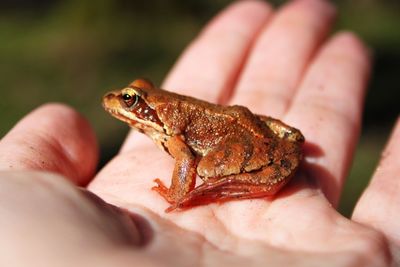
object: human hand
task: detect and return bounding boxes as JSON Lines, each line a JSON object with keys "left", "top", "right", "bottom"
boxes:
{"left": 1, "top": 0, "right": 398, "bottom": 266}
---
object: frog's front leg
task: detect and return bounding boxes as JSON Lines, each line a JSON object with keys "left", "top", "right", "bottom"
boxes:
{"left": 152, "top": 135, "right": 197, "bottom": 207}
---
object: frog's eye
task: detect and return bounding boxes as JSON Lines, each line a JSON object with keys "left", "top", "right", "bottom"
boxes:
{"left": 122, "top": 93, "right": 139, "bottom": 107}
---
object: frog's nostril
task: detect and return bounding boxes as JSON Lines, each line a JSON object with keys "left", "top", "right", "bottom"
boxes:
{"left": 103, "top": 92, "right": 120, "bottom": 105}
{"left": 103, "top": 92, "right": 116, "bottom": 99}
{"left": 102, "top": 92, "right": 119, "bottom": 110}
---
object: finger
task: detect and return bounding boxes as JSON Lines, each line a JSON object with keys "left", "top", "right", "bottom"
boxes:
{"left": 0, "top": 104, "right": 98, "bottom": 185}
{"left": 285, "top": 32, "right": 371, "bottom": 205}
{"left": 122, "top": 0, "right": 273, "bottom": 152}
{"left": 162, "top": 0, "right": 272, "bottom": 102}
{"left": 231, "top": 0, "right": 336, "bottom": 117}
{"left": 352, "top": 118, "right": 400, "bottom": 250}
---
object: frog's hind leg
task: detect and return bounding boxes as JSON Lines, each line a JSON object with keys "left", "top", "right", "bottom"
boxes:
{"left": 166, "top": 163, "right": 294, "bottom": 212}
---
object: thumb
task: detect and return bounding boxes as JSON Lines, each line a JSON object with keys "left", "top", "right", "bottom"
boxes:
{"left": 0, "top": 103, "right": 98, "bottom": 185}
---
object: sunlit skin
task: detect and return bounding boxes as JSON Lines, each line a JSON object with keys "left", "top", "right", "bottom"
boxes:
{"left": 102, "top": 79, "right": 304, "bottom": 212}
{"left": 0, "top": 1, "right": 399, "bottom": 266}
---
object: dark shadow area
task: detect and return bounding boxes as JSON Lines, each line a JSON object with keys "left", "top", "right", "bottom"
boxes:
{"left": 80, "top": 188, "right": 154, "bottom": 247}
{"left": 98, "top": 127, "right": 127, "bottom": 169}
{"left": 364, "top": 51, "right": 400, "bottom": 127}
{"left": 129, "top": 212, "right": 154, "bottom": 247}
{"left": 302, "top": 141, "right": 325, "bottom": 158}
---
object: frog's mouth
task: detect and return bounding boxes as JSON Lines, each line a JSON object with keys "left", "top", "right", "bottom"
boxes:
{"left": 103, "top": 105, "right": 131, "bottom": 123}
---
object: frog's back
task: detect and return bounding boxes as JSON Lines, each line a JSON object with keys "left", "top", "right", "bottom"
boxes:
{"left": 170, "top": 103, "right": 272, "bottom": 153}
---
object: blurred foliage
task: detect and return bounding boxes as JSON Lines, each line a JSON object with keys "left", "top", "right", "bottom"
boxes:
{"left": 0, "top": 0, "right": 398, "bottom": 216}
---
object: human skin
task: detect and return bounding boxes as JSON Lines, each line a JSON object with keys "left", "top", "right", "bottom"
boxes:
{"left": 0, "top": 0, "right": 399, "bottom": 266}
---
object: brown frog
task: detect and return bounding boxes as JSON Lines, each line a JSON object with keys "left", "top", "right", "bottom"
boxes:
{"left": 102, "top": 79, "right": 304, "bottom": 212}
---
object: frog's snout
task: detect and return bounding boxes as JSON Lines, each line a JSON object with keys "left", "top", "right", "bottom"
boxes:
{"left": 103, "top": 91, "right": 117, "bottom": 101}
{"left": 102, "top": 91, "right": 121, "bottom": 110}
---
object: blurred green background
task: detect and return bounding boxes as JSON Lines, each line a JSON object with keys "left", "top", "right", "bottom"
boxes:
{"left": 0, "top": 0, "right": 399, "bottom": 217}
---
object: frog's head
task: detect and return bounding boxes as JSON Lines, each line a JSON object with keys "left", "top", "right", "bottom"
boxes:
{"left": 102, "top": 79, "right": 165, "bottom": 134}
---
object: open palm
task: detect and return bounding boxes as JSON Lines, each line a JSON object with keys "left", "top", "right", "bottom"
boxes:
{"left": 1, "top": 1, "right": 399, "bottom": 266}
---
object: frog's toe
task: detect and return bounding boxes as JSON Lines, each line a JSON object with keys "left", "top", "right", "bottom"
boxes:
{"left": 152, "top": 178, "right": 176, "bottom": 204}
{"left": 165, "top": 203, "right": 179, "bottom": 213}
{"left": 152, "top": 178, "right": 168, "bottom": 190}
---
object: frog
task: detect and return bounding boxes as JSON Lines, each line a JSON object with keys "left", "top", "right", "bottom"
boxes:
{"left": 102, "top": 79, "right": 304, "bottom": 212}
